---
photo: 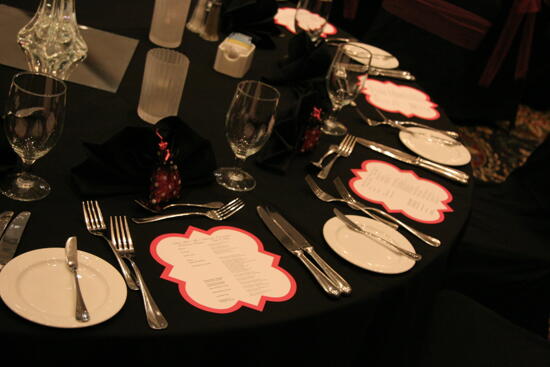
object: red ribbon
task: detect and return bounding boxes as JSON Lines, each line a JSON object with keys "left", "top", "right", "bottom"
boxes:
{"left": 479, "top": 0, "right": 541, "bottom": 86}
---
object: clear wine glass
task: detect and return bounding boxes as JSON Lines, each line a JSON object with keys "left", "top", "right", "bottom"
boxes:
{"left": 0, "top": 72, "right": 66, "bottom": 201}
{"left": 322, "top": 43, "right": 372, "bottom": 136}
{"left": 294, "top": 0, "right": 333, "bottom": 44}
{"left": 214, "top": 80, "right": 280, "bottom": 192}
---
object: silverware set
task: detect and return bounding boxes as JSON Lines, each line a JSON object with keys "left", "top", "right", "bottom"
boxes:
{"left": 257, "top": 205, "right": 351, "bottom": 298}
{"left": 81, "top": 197, "right": 245, "bottom": 329}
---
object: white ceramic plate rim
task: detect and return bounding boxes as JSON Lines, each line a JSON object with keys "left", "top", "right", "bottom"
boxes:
{"left": 399, "top": 127, "right": 472, "bottom": 166}
{"left": 349, "top": 42, "right": 399, "bottom": 69}
{"left": 0, "top": 248, "right": 127, "bottom": 328}
{"left": 323, "top": 215, "right": 416, "bottom": 274}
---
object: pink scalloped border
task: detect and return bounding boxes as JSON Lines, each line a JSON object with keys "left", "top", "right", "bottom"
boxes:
{"left": 150, "top": 226, "right": 297, "bottom": 314}
{"left": 362, "top": 79, "right": 440, "bottom": 120}
{"left": 274, "top": 7, "right": 337, "bottom": 37}
{"left": 350, "top": 160, "right": 453, "bottom": 224}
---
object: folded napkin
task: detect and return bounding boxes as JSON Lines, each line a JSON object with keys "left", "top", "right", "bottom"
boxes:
{"left": 221, "top": 0, "right": 281, "bottom": 49}
{"left": 262, "top": 32, "right": 333, "bottom": 85}
{"left": 255, "top": 87, "right": 330, "bottom": 173}
{"left": 71, "top": 116, "right": 217, "bottom": 198}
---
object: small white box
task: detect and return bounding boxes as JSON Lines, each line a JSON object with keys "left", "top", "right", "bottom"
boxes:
{"left": 214, "top": 34, "right": 255, "bottom": 78}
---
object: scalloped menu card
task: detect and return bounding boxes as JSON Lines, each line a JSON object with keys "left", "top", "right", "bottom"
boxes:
{"left": 350, "top": 160, "right": 453, "bottom": 223}
{"left": 151, "top": 226, "right": 296, "bottom": 314}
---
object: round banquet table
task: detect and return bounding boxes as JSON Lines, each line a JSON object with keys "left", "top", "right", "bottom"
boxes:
{"left": 0, "top": 1, "right": 473, "bottom": 366}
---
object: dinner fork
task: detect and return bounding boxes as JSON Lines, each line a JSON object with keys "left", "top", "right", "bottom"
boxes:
{"left": 311, "top": 144, "right": 339, "bottom": 168}
{"left": 333, "top": 177, "right": 441, "bottom": 247}
{"left": 110, "top": 216, "right": 168, "bottom": 330}
{"left": 304, "top": 174, "right": 398, "bottom": 230}
{"left": 82, "top": 201, "right": 139, "bottom": 290}
{"left": 317, "top": 134, "right": 356, "bottom": 179}
{"left": 131, "top": 198, "right": 245, "bottom": 224}
{"left": 353, "top": 103, "right": 460, "bottom": 140}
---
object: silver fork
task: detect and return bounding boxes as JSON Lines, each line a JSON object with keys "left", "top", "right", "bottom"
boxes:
{"left": 311, "top": 144, "right": 339, "bottom": 168}
{"left": 305, "top": 175, "right": 398, "bottom": 230}
{"left": 82, "top": 201, "right": 139, "bottom": 290}
{"left": 333, "top": 177, "right": 441, "bottom": 247}
{"left": 353, "top": 103, "right": 460, "bottom": 140}
{"left": 131, "top": 198, "right": 245, "bottom": 224}
{"left": 110, "top": 216, "right": 168, "bottom": 330}
{"left": 317, "top": 134, "right": 357, "bottom": 179}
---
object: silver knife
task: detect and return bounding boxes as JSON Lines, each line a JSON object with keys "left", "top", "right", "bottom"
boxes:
{"left": 356, "top": 137, "right": 470, "bottom": 184}
{"left": 256, "top": 205, "right": 341, "bottom": 298}
{"left": 0, "top": 211, "right": 15, "bottom": 238}
{"left": 65, "top": 236, "right": 90, "bottom": 322}
{"left": 0, "top": 211, "right": 31, "bottom": 271}
{"left": 369, "top": 67, "right": 416, "bottom": 81}
{"left": 268, "top": 210, "right": 352, "bottom": 295}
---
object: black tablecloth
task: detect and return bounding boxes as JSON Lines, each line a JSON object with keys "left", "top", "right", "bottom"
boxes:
{"left": 0, "top": 1, "right": 473, "bottom": 365}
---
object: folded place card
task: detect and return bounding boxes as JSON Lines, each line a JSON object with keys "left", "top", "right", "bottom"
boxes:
{"left": 350, "top": 160, "right": 453, "bottom": 223}
{"left": 274, "top": 7, "right": 337, "bottom": 37}
{"left": 151, "top": 226, "right": 296, "bottom": 313}
{"left": 360, "top": 79, "right": 440, "bottom": 120}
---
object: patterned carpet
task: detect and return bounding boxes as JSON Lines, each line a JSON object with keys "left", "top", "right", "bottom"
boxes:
{"left": 458, "top": 105, "right": 550, "bottom": 183}
{"left": 457, "top": 105, "right": 550, "bottom": 340}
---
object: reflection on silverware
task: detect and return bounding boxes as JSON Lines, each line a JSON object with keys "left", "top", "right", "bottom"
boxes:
{"left": 304, "top": 175, "right": 398, "bottom": 230}
{"left": 134, "top": 199, "right": 225, "bottom": 213}
{"left": 368, "top": 67, "right": 416, "bottom": 81}
{"left": 110, "top": 216, "right": 168, "bottom": 330}
{"left": 81, "top": 200, "right": 139, "bottom": 290}
{"left": 311, "top": 144, "right": 339, "bottom": 168}
{"left": 332, "top": 177, "right": 441, "bottom": 247}
{"left": 65, "top": 236, "right": 90, "bottom": 322}
{"left": 317, "top": 134, "right": 356, "bottom": 179}
{"left": 0, "top": 211, "right": 31, "bottom": 271}
{"left": 333, "top": 208, "right": 422, "bottom": 261}
{"left": 131, "top": 198, "right": 245, "bottom": 224}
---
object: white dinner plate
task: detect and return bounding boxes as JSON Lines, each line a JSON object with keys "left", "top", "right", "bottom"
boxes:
{"left": 399, "top": 127, "right": 472, "bottom": 166}
{"left": 323, "top": 215, "right": 416, "bottom": 274}
{"left": 0, "top": 248, "right": 127, "bottom": 328}
{"left": 349, "top": 42, "right": 399, "bottom": 69}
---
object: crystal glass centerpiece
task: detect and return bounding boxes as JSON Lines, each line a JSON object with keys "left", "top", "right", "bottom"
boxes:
{"left": 17, "top": 0, "right": 88, "bottom": 80}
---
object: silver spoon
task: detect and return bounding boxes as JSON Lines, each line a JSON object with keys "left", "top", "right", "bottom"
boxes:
{"left": 134, "top": 199, "right": 225, "bottom": 214}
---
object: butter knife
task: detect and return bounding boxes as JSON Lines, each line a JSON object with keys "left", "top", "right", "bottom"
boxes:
{"left": 369, "top": 67, "right": 416, "bottom": 81}
{"left": 65, "top": 236, "right": 90, "bottom": 322}
{"left": 269, "top": 209, "right": 352, "bottom": 295}
{"left": 0, "top": 211, "right": 31, "bottom": 271}
{"left": 0, "top": 211, "right": 14, "bottom": 238}
{"left": 257, "top": 206, "right": 341, "bottom": 298}
{"left": 356, "top": 137, "right": 470, "bottom": 184}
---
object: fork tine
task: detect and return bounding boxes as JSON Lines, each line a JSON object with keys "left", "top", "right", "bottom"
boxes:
{"left": 109, "top": 216, "right": 116, "bottom": 246}
{"left": 219, "top": 199, "right": 244, "bottom": 219}
{"left": 82, "top": 201, "right": 92, "bottom": 230}
{"left": 122, "top": 216, "right": 133, "bottom": 251}
{"left": 93, "top": 201, "right": 106, "bottom": 229}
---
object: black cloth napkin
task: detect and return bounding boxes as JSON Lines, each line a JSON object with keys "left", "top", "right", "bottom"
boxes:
{"left": 221, "top": 0, "right": 281, "bottom": 49}
{"left": 263, "top": 32, "right": 334, "bottom": 85}
{"left": 71, "top": 116, "right": 217, "bottom": 198}
{"left": 255, "top": 87, "right": 329, "bottom": 173}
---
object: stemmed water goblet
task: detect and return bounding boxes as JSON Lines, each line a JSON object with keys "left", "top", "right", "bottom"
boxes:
{"left": 214, "top": 80, "right": 280, "bottom": 192}
{"left": 294, "top": 0, "right": 333, "bottom": 44}
{"left": 1, "top": 72, "right": 66, "bottom": 201}
{"left": 322, "top": 42, "right": 372, "bottom": 136}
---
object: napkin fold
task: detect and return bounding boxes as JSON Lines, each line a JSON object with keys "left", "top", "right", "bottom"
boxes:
{"left": 221, "top": 0, "right": 281, "bottom": 49}
{"left": 255, "top": 88, "right": 329, "bottom": 173}
{"left": 262, "top": 32, "right": 333, "bottom": 85}
{"left": 71, "top": 116, "right": 217, "bottom": 197}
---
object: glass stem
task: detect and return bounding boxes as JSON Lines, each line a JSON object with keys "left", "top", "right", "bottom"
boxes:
{"left": 326, "top": 104, "right": 341, "bottom": 124}
{"left": 20, "top": 159, "right": 35, "bottom": 177}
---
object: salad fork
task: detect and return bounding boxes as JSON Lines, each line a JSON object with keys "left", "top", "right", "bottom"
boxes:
{"left": 311, "top": 144, "right": 339, "bottom": 168}
{"left": 132, "top": 198, "right": 245, "bottom": 224}
{"left": 82, "top": 200, "right": 138, "bottom": 290}
{"left": 110, "top": 216, "right": 168, "bottom": 330}
{"left": 305, "top": 175, "right": 398, "bottom": 230}
{"left": 317, "top": 134, "right": 356, "bottom": 179}
{"left": 134, "top": 199, "right": 225, "bottom": 213}
{"left": 332, "top": 177, "right": 441, "bottom": 247}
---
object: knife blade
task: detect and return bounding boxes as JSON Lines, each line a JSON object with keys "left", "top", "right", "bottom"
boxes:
{"left": 65, "top": 236, "right": 90, "bottom": 322}
{"left": 0, "top": 211, "right": 15, "bottom": 238}
{"left": 369, "top": 67, "right": 416, "bottom": 81}
{"left": 356, "top": 137, "right": 470, "bottom": 184}
{"left": 268, "top": 210, "right": 352, "bottom": 295}
{"left": 0, "top": 211, "right": 31, "bottom": 270}
{"left": 256, "top": 205, "right": 341, "bottom": 298}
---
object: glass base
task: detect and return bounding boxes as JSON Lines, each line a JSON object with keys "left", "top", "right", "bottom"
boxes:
{"left": 321, "top": 118, "right": 347, "bottom": 136}
{"left": 0, "top": 172, "right": 51, "bottom": 201}
{"left": 213, "top": 167, "right": 256, "bottom": 192}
